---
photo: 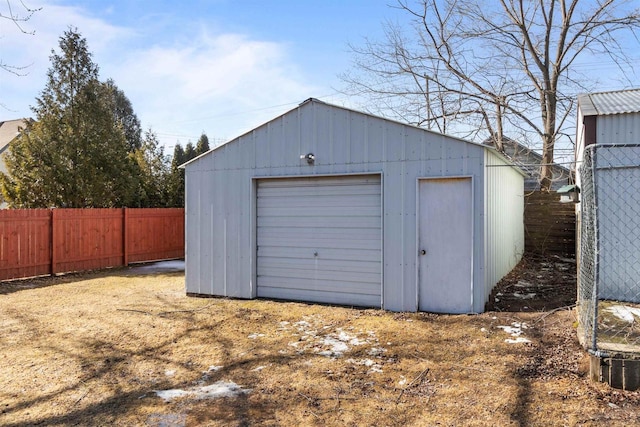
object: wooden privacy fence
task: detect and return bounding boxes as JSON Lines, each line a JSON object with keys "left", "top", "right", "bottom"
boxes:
{"left": 0, "top": 208, "right": 184, "bottom": 281}
{"left": 524, "top": 191, "right": 576, "bottom": 256}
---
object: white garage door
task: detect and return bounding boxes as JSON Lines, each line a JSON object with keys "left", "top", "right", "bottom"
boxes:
{"left": 256, "top": 175, "right": 382, "bottom": 307}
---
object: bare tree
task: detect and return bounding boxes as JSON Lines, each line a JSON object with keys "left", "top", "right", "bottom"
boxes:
{"left": 342, "top": 0, "right": 640, "bottom": 190}
{"left": 0, "top": 0, "right": 40, "bottom": 75}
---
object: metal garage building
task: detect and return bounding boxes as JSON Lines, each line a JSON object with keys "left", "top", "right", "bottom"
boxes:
{"left": 183, "top": 98, "right": 524, "bottom": 313}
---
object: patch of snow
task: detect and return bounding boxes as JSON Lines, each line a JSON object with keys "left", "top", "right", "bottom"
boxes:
{"left": 553, "top": 255, "right": 575, "bottom": 263}
{"left": 513, "top": 292, "right": 537, "bottom": 300}
{"left": 165, "top": 370, "right": 176, "bottom": 377}
{"left": 251, "top": 366, "right": 266, "bottom": 372}
{"left": 498, "top": 322, "right": 529, "bottom": 344}
{"left": 336, "top": 329, "right": 366, "bottom": 346}
{"left": 398, "top": 376, "right": 407, "bottom": 386}
{"left": 154, "top": 381, "right": 250, "bottom": 402}
{"left": 506, "top": 337, "right": 531, "bottom": 344}
{"left": 248, "top": 333, "right": 265, "bottom": 339}
{"left": 132, "top": 260, "right": 185, "bottom": 273}
{"left": 480, "top": 328, "right": 487, "bottom": 332}
{"left": 368, "top": 347, "right": 386, "bottom": 356}
{"left": 294, "top": 321, "right": 311, "bottom": 328}
{"left": 316, "top": 336, "right": 350, "bottom": 357}
{"left": 347, "top": 358, "right": 383, "bottom": 373}
{"left": 155, "top": 388, "right": 189, "bottom": 401}
{"left": 607, "top": 305, "right": 640, "bottom": 323}
{"left": 515, "top": 280, "right": 533, "bottom": 288}
{"left": 207, "top": 366, "right": 223, "bottom": 372}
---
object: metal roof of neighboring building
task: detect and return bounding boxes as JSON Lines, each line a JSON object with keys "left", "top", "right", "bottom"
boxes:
{"left": 578, "top": 89, "right": 640, "bottom": 116}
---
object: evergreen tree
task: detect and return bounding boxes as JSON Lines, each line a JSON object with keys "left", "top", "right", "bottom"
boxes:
{"left": 172, "top": 143, "right": 186, "bottom": 169}
{"left": 195, "top": 133, "right": 210, "bottom": 155}
{"left": 184, "top": 141, "right": 196, "bottom": 162}
{"left": 131, "top": 130, "right": 170, "bottom": 207}
{"left": 0, "top": 28, "right": 136, "bottom": 208}
{"left": 104, "top": 79, "right": 142, "bottom": 152}
{"left": 168, "top": 143, "right": 186, "bottom": 207}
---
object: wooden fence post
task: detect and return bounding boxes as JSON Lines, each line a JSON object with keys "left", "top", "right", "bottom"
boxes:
{"left": 123, "top": 207, "right": 129, "bottom": 266}
{"left": 50, "top": 209, "right": 56, "bottom": 276}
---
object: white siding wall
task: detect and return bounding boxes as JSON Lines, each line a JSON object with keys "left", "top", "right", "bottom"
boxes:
{"left": 185, "top": 100, "right": 522, "bottom": 312}
{"left": 483, "top": 150, "right": 525, "bottom": 304}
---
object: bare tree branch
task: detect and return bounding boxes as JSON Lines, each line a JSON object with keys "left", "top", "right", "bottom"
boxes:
{"left": 0, "top": 0, "right": 41, "bottom": 76}
{"left": 341, "top": 0, "right": 640, "bottom": 190}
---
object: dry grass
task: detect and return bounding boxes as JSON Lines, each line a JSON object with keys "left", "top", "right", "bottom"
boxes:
{"left": 1, "top": 267, "right": 640, "bottom": 426}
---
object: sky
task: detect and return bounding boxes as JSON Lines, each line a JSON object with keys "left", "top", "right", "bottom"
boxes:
{"left": 1, "top": 1, "right": 638, "bottom": 158}
{"left": 0, "top": 0, "right": 406, "bottom": 151}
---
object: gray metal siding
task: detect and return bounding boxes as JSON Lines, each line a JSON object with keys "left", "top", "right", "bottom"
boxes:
{"left": 185, "top": 99, "right": 522, "bottom": 312}
{"left": 595, "top": 145, "right": 640, "bottom": 301}
{"left": 597, "top": 112, "right": 640, "bottom": 145}
{"left": 256, "top": 176, "right": 382, "bottom": 307}
{"left": 483, "top": 151, "right": 525, "bottom": 306}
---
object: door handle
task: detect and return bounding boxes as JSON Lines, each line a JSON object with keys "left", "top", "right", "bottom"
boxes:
{"left": 420, "top": 249, "right": 426, "bottom": 255}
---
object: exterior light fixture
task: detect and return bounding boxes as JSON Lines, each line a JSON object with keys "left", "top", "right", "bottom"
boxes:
{"left": 300, "top": 153, "right": 315, "bottom": 165}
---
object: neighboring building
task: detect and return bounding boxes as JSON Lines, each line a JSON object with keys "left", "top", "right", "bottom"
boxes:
{"left": 0, "top": 119, "right": 30, "bottom": 208}
{"left": 183, "top": 98, "right": 525, "bottom": 314}
{"left": 0, "top": 119, "right": 29, "bottom": 176}
{"left": 576, "top": 88, "right": 640, "bottom": 302}
{"left": 485, "top": 137, "right": 571, "bottom": 191}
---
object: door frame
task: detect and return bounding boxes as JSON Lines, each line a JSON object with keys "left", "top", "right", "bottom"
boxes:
{"left": 415, "top": 176, "right": 475, "bottom": 313}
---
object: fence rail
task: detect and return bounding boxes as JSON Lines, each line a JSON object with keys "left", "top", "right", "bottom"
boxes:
{"left": 0, "top": 208, "right": 184, "bottom": 281}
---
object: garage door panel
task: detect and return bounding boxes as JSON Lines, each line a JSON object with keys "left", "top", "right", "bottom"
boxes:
{"left": 257, "top": 175, "right": 382, "bottom": 308}
{"left": 257, "top": 236, "right": 381, "bottom": 251}
{"left": 259, "top": 178, "right": 380, "bottom": 190}
{"left": 258, "top": 267, "right": 381, "bottom": 284}
{"left": 258, "top": 257, "right": 380, "bottom": 274}
{"left": 257, "top": 276, "right": 381, "bottom": 295}
{"left": 257, "top": 287, "right": 382, "bottom": 307}
{"left": 258, "top": 228, "right": 380, "bottom": 243}
{"left": 257, "top": 206, "right": 379, "bottom": 218}
{"left": 258, "top": 216, "right": 381, "bottom": 229}
{"left": 258, "top": 194, "right": 381, "bottom": 208}
{"left": 257, "top": 247, "right": 381, "bottom": 262}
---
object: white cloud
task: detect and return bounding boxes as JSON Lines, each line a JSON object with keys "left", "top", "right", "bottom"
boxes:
{"left": 1, "top": 1, "right": 322, "bottom": 148}
{"left": 111, "top": 30, "right": 320, "bottom": 146}
{"left": 0, "top": 1, "right": 132, "bottom": 114}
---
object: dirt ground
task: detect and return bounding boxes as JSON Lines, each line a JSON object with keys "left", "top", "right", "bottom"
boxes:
{"left": 2, "top": 256, "right": 640, "bottom": 426}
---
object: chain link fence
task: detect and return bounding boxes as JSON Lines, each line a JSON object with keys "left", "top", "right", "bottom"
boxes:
{"left": 578, "top": 144, "right": 640, "bottom": 354}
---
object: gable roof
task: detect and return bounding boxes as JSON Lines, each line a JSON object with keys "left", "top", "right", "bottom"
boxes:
{"left": 182, "top": 98, "right": 523, "bottom": 171}
{"left": 485, "top": 137, "right": 570, "bottom": 190}
{"left": 578, "top": 88, "right": 640, "bottom": 116}
{"left": 0, "top": 119, "right": 29, "bottom": 156}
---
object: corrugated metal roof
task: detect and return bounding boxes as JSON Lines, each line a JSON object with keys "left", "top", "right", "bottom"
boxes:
{"left": 579, "top": 89, "right": 640, "bottom": 116}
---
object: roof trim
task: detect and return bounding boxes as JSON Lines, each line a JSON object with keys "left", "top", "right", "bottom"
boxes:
{"left": 578, "top": 88, "right": 640, "bottom": 116}
{"left": 180, "top": 98, "right": 523, "bottom": 174}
